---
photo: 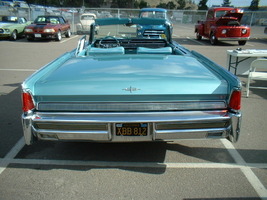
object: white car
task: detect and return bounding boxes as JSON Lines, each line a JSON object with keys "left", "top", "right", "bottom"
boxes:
{"left": 76, "top": 13, "right": 98, "bottom": 35}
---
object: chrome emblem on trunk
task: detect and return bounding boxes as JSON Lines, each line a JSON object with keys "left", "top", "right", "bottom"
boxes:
{"left": 122, "top": 86, "right": 140, "bottom": 93}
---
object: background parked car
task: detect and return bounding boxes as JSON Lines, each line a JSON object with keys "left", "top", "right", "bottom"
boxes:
{"left": 76, "top": 13, "right": 99, "bottom": 35}
{"left": 137, "top": 8, "right": 173, "bottom": 38}
{"left": 259, "top": 18, "right": 267, "bottom": 26}
{"left": 0, "top": 16, "right": 31, "bottom": 41}
{"left": 195, "top": 7, "right": 250, "bottom": 45}
{"left": 24, "top": 15, "right": 71, "bottom": 41}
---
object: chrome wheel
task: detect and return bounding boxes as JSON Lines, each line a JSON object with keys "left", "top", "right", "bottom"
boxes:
{"left": 65, "top": 29, "right": 71, "bottom": 38}
{"left": 196, "top": 31, "right": 202, "bottom": 40}
{"left": 55, "top": 31, "right": 62, "bottom": 41}
{"left": 210, "top": 33, "right": 217, "bottom": 45}
{"left": 10, "top": 30, "right": 17, "bottom": 41}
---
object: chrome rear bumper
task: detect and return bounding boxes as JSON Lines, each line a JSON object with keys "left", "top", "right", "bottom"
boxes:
{"left": 22, "top": 110, "right": 241, "bottom": 145}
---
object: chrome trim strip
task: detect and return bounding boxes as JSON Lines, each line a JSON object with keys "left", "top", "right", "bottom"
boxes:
{"left": 155, "top": 127, "right": 229, "bottom": 140}
{"left": 37, "top": 101, "right": 227, "bottom": 111}
{"left": 33, "top": 110, "right": 230, "bottom": 123}
{"left": 34, "top": 128, "right": 110, "bottom": 141}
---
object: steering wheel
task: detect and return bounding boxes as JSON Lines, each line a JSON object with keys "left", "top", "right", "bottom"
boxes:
{"left": 99, "top": 36, "right": 120, "bottom": 48}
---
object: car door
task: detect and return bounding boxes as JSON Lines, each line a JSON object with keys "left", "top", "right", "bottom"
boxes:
{"left": 17, "top": 17, "right": 29, "bottom": 34}
{"left": 204, "top": 10, "right": 214, "bottom": 36}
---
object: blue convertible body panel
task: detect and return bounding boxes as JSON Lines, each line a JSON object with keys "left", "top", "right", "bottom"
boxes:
{"left": 21, "top": 18, "right": 242, "bottom": 145}
{"left": 32, "top": 55, "right": 227, "bottom": 96}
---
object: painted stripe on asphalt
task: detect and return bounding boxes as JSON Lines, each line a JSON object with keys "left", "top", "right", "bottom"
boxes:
{"left": 186, "top": 37, "right": 205, "bottom": 45}
{"left": 60, "top": 35, "right": 78, "bottom": 43}
{"left": 1, "top": 137, "right": 266, "bottom": 200}
{"left": 0, "top": 158, "right": 266, "bottom": 170}
{"left": 0, "top": 137, "right": 25, "bottom": 175}
{"left": 221, "top": 139, "right": 267, "bottom": 199}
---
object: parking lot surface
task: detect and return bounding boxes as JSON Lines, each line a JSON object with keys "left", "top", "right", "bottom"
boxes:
{"left": 0, "top": 26, "right": 267, "bottom": 200}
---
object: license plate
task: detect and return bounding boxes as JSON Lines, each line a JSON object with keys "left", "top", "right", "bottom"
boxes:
{"left": 115, "top": 123, "right": 148, "bottom": 136}
{"left": 34, "top": 34, "right": 42, "bottom": 38}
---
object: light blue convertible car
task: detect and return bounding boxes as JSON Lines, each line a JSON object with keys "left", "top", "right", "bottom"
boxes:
{"left": 22, "top": 18, "right": 242, "bottom": 145}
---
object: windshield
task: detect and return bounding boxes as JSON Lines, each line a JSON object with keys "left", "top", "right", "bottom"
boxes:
{"left": 140, "top": 11, "right": 166, "bottom": 19}
{"left": 92, "top": 18, "right": 170, "bottom": 41}
{"left": 0, "top": 16, "right": 18, "bottom": 23}
{"left": 94, "top": 24, "right": 137, "bottom": 40}
{"left": 34, "top": 16, "right": 59, "bottom": 24}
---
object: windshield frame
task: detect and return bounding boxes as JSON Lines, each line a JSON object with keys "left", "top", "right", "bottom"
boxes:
{"left": 89, "top": 18, "right": 171, "bottom": 44}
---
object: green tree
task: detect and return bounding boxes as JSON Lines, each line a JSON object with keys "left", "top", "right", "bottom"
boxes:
{"left": 222, "top": 0, "right": 232, "bottom": 7}
{"left": 133, "top": 0, "right": 149, "bottom": 9}
{"left": 111, "top": 0, "right": 135, "bottom": 8}
{"left": 177, "top": 0, "right": 186, "bottom": 9}
{"left": 157, "top": 3, "right": 168, "bottom": 8}
{"left": 138, "top": 0, "right": 149, "bottom": 8}
{"left": 85, "top": 0, "right": 105, "bottom": 7}
{"left": 249, "top": 0, "right": 260, "bottom": 11}
{"left": 167, "top": 1, "right": 176, "bottom": 9}
{"left": 198, "top": 0, "right": 208, "bottom": 10}
{"left": 185, "top": 0, "right": 197, "bottom": 10}
{"left": 156, "top": 2, "right": 176, "bottom": 9}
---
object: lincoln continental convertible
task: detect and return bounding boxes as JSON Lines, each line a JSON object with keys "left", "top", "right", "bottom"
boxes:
{"left": 21, "top": 18, "right": 242, "bottom": 145}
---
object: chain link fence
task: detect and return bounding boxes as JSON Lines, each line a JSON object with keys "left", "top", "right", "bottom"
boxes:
{"left": 1, "top": 6, "right": 267, "bottom": 37}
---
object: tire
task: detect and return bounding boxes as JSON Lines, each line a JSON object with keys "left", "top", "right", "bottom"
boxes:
{"left": 10, "top": 30, "right": 17, "bottom": 41}
{"left": 65, "top": 29, "right": 71, "bottom": 38}
{"left": 26, "top": 35, "right": 34, "bottom": 41}
{"left": 238, "top": 41, "right": 247, "bottom": 45}
{"left": 27, "top": 38, "right": 34, "bottom": 41}
{"left": 55, "top": 31, "right": 62, "bottom": 41}
{"left": 196, "top": 31, "right": 202, "bottom": 40}
{"left": 210, "top": 33, "right": 218, "bottom": 45}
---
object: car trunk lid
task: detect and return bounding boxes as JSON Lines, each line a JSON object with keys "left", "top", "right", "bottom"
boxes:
{"left": 32, "top": 55, "right": 228, "bottom": 106}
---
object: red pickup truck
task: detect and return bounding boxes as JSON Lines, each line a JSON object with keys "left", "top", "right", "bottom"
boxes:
{"left": 195, "top": 7, "right": 250, "bottom": 45}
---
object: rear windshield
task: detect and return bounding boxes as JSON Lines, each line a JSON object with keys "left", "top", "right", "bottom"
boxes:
{"left": 94, "top": 24, "right": 137, "bottom": 40}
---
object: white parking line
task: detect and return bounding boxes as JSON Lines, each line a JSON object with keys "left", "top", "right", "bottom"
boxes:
{"left": 186, "top": 37, "right": 205, "bottom": 45}
{"left": 0, "top": 137, "right": 25, "bottom": 175}
{"left": 0, "top": 158, "right": 266, "bottom": 169}
{"left": 60, "top": 35, "right": 78, "bottom": 43}
{"left": 221, "top": 139, "right": 267, "bottom": 199}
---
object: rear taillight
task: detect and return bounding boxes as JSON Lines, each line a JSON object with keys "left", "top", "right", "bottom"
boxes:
{"left": 229, "top": 90, "right": 241, "bottom": 111}
{"left": 22, "top": 92, "right": 35, "bottom": 112}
